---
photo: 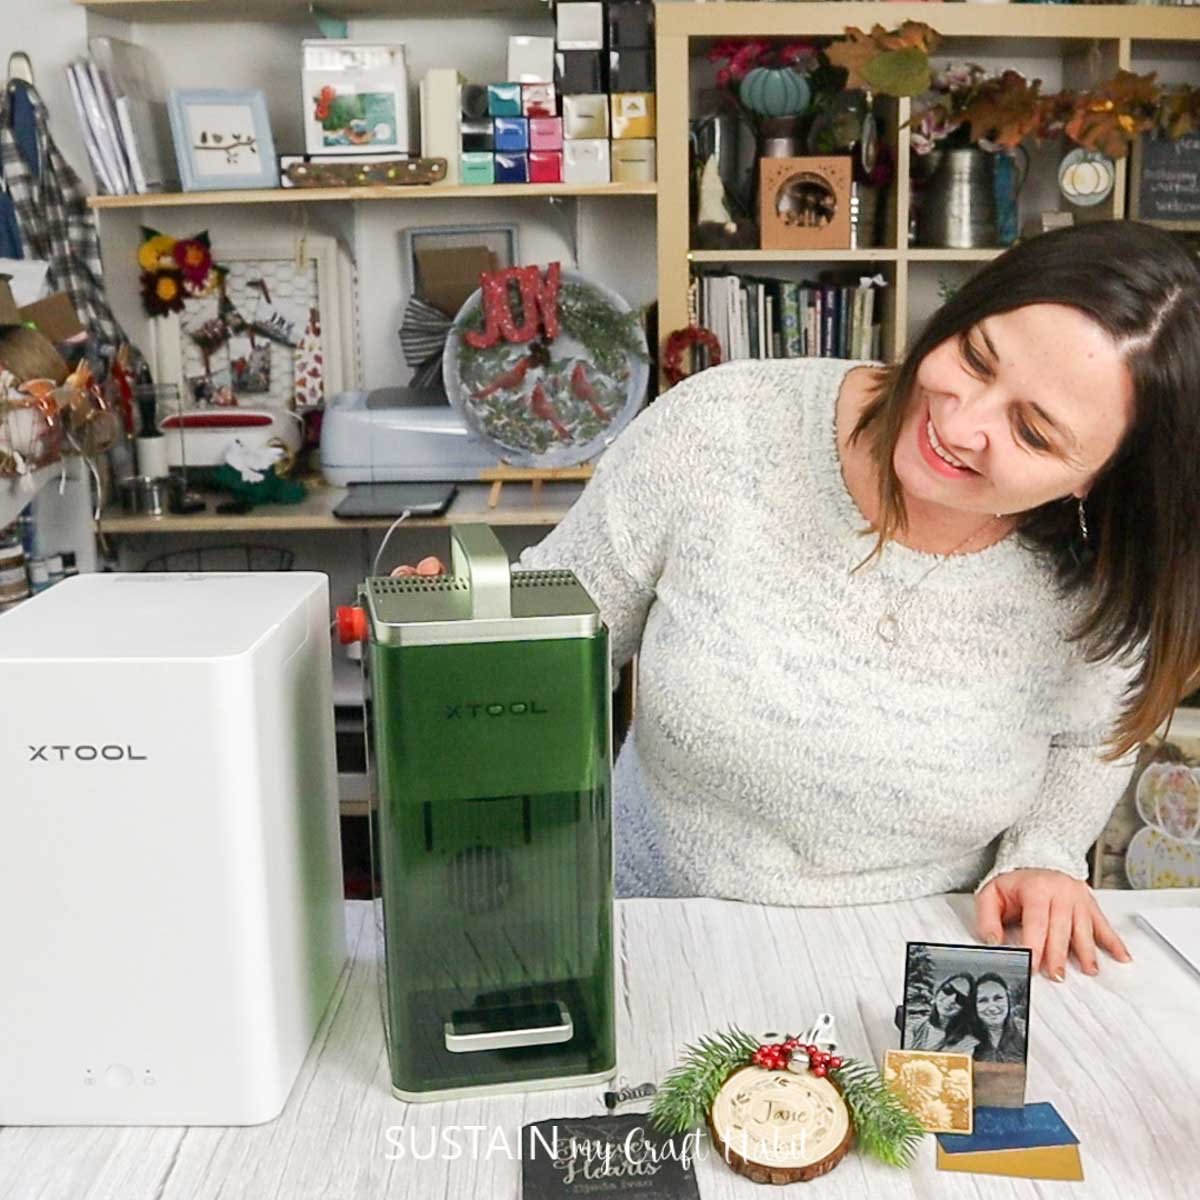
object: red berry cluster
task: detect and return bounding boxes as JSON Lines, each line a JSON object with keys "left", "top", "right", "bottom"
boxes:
{"left": 751, "top": 1037, "right": 844, "bottom": 1077}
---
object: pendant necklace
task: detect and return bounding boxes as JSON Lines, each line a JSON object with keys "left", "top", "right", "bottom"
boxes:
{"left": 875, "top": 515, "right": 1004, "bottom": 646}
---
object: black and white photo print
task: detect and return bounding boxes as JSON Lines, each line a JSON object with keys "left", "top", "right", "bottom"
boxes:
{"left": 901, "top": 941, "right": 1033, "bottom": 1108}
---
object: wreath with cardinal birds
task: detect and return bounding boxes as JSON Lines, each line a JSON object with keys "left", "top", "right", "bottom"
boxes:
{"left": 442, "top": 263, "right": 650, "bottom": 468}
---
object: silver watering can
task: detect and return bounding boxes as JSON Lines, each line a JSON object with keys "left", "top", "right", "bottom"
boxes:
{"left": 917, "top": 146, "right": 1028, "bottom": 250}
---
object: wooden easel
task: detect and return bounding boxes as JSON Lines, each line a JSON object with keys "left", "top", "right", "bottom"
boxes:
{"left": 480, "top": 463, "right": 594, "bottom": 508}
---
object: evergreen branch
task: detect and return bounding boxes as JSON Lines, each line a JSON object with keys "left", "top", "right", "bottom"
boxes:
{"left": 831, "top": 1057, "right": 926, "bottom": 1168}
{"left": 648, "top": 1026, "right": 760, "bottom": 1135}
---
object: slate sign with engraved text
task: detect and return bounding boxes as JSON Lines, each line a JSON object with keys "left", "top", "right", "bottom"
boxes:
{"left": 1133, "top": 129, "right": 1200, "bottom": 225}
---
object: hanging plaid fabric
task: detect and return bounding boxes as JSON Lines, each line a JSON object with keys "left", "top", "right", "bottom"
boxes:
{"left": 0, "top": 79, "right": 128, "bottom": 353}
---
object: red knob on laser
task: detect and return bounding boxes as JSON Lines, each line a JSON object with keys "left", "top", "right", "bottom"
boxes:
{"left": 336, "top": 606, "right": 368, "bottom": 645}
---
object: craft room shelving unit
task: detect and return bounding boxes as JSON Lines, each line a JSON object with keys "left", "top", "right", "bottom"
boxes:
{"left": 654, "top": 2, "right": 1200, "bottom": 373}
{"left": 70, "top": 0, "right": 657, "bottom": 537}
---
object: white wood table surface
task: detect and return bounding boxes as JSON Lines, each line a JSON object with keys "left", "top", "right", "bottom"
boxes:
{"left": 2, "top": 890, "right": 1196, "bottom": 1199}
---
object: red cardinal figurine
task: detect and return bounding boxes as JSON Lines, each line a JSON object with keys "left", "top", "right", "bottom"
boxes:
{"left": 474, "top": 355, "right": 534, "bottom": 400}
{"left": 530, "top": 383, "right": 572, "bottom": 441}
{"left": 571, "top": 361, "right": 611, "bottom": 423}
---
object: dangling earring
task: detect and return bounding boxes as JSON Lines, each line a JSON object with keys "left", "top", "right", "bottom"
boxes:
{"left": 1077, "top": 496, "right": 1089, "bottom": 544}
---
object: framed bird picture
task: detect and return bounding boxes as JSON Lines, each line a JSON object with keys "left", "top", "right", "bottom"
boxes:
{"left": 148, "top": 234, "right": 355, "bottom": 411}
{"left": 167, "top": 88, "right": 279, "bottom": 191}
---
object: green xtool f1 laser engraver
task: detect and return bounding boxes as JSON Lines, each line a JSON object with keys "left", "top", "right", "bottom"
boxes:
{"left": 339, "top": 522, "right": 616, "bottom": 1102}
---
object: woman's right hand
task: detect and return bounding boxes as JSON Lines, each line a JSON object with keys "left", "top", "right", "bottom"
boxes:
{"left": 390, "top": 556, "right": 447, "bottom": 577}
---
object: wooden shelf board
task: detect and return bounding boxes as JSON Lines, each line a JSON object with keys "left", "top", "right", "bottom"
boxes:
{"left": 657, "top": 2, "right": 1200, "bottom": 43}
{"left": 97, "top": 480, "right": 584, "bottom": 534}
{"left": 907, "top": 248, "right": 1005, "bottom": 262}
{"left": 76, "top": 0, "right": 547, "bottom": 18}
{"left": 690, "top": 248, "right": 901, "bottom": 263}
{"left": 88, "top": 181, "right": 656, "bottom": 209}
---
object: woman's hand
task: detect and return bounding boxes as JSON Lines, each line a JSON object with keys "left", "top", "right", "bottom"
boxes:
{"left": 975, "top": 869, "right": 1132, "bottom": 981}
{"left": 390, "top": 556, "right": 446, "bottom": 577}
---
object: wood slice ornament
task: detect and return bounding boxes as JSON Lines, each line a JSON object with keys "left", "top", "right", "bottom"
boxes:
{"left": 707, "top": 1064, "right": 853, "bottom": 1184}
{"left": 649, "top": 1018, "right": 925, "bottom": 1182}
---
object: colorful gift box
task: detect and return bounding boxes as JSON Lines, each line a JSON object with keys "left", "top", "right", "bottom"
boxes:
{"left": 529, "top": 116, "right": 564, "bottom": 151}
{"left": 460, "top": 82, "right": 490, "bottom": 121}
{"left": 507, "top": 35, "right": 555, "bottom": 84}
{"left": 522, "top": 83, "right": 557, "bottom": 119}
{"left": 493, "top": 151, "right": 529, "bottom": 184}
{"left": 460, "top": 151, "right": 495, "bottom": 185}
{"left": 493, "top": 116, "right": 529, "bottom": 152}
{"left": 556, "top": 1, "right": 605, "bottom": 50}
{"left": 556, "top": 49, "right": 606, "bottom": 96}
{"left": 608, "top": 0, "right": 654, "bottom": 49}
{"left": 609, "top": 48, "right": 654, "bottom": 94}
{"left": 529, "top": 150, "right": 563, "bottom": 184}
{"left": 611, "top": 137, "right": 655, "bottom": 183}
{"left": 460, "top": 119, "right": 494, "bottom": 152}
{"left": 562, "top": 138, "right": 610, "bottom": 184}
{"left": 611, "top": 92, "right": 656, "bottom": 139}
{"left": 486, "top": 82, "right": 522, "bottom": 117}
{"left": 563, "top": 94, "right": 610, "bottom": 140}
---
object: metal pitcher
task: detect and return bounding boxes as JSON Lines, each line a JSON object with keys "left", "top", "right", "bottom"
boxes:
{"left": 917, "top": 146, "right": 998, "bottom": 249}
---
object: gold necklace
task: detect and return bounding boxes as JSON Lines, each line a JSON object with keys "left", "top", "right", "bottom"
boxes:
{"left": 875, "top": 515, "right": 1004, "bottom": 645}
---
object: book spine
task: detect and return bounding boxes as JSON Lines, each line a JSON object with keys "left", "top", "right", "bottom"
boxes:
{"left": 781, "top": 283, "right": 799, "bottom": 358}
{"left": 820, "top": 283, "right": 836, "bottom": 357}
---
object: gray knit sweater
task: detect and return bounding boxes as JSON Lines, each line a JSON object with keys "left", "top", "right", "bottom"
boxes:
{"left": 516, "top": 357, "right": 1137, "bottom": 905}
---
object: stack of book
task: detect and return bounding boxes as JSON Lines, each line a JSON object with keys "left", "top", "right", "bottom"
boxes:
{"left": 691, "top": 271, "right": 886, "bottom": 367}
{"left": 65, "top": 38, "right": 175, "bottom": 196}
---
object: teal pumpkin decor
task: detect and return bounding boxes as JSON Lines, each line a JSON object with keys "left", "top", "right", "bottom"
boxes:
{"left": 738, "top": 67, "right": 811, "bottom": 118}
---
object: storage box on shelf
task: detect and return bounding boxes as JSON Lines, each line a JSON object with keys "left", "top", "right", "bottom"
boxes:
{"left": 654, "top": 2, "right": 1200, "bottom": 387}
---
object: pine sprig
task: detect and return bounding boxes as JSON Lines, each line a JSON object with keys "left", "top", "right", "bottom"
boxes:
{"left": 831, "top": 1057, "right": 926, "bottom": 1167}
{"left": 648, "top": 1026, "right": 760, "bottom": 1135}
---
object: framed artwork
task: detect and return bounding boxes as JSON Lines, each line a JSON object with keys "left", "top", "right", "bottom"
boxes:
{"left": 401, "top": 223, "right": 520, "bottom": 317}
{"left": 302, "top": 41, "right": 410, "bottom": 157}
{"left": 149, "top": 234, "right": 355, "bottom": 410}
{"left": 167, "top": 88, "right": 279, "bottom": 191}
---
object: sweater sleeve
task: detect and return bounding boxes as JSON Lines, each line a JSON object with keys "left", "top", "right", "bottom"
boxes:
{"left": 977, "top": 643, "right": 1141, "bottom": 891}
{"left": 514, "top": 372, "right": 715, "bottom": 691}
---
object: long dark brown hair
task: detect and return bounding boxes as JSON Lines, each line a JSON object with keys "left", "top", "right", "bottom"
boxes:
{"left": 850, "top": 220, "right": 1200, "bottom": 760}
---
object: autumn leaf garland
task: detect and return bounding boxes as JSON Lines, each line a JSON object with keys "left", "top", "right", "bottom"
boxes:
{"left": 823, "top": 22, "right": 1198, "bottom": 159}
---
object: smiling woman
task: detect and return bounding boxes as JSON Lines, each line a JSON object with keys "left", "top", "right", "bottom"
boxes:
{"left": 849, "top": 220, "right": 1200, "bottom": 762}
{"left": 489, "top": 220, "right": 1200, "bottom": 983}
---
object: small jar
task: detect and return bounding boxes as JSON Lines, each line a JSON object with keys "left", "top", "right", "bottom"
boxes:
{"left": 28, "top": 558, "right": 50, "bottom": 593}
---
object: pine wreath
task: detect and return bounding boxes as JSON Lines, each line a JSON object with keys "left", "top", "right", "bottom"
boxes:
{"left": 445, "top": 267, "right": 649, "bottom": 467}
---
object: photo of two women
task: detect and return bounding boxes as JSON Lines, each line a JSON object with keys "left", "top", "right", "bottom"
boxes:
{"left": 903, "top": 942, "right": 1032, "bottom": 1065}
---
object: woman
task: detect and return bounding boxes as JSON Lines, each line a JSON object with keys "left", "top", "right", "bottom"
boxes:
{"left": 399, "top": 221, "right": 1200, "bottom": 982}
{"left": 907, "top": 974, "right": 978, "bottom": 1054}
{"left": 971, "top": 973, "right": 1027, "bottom": 1063}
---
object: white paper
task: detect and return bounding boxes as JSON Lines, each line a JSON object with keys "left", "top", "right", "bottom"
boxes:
{"left": 1136, "top": 906, "right": 1200, "bottom": 979}
{"left": 88, "top": 36, "right": 177, "bottom": 192}
{"left": 0, "top": 259, "right": 49, "bottom": 305}
{"left": 65, "top": 61, "right": 117, "bottom": 195}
